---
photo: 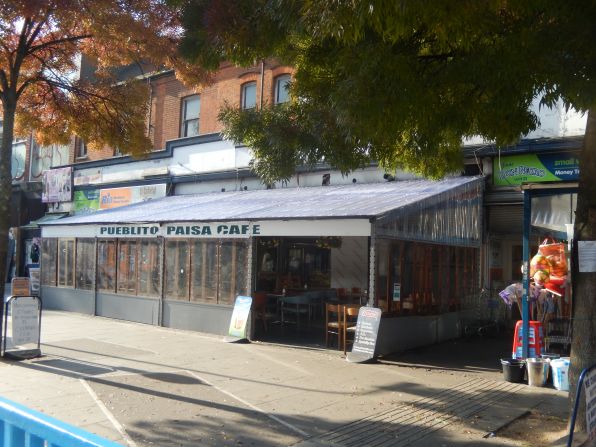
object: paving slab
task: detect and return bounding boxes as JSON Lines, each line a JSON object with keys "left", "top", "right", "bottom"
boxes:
{"left": 0, "top": 311, "right": 573, "bottom": 446}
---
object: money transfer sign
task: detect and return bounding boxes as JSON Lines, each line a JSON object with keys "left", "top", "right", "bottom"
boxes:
{"left": 493, "top": 153, "right": 580, "bottom": 186}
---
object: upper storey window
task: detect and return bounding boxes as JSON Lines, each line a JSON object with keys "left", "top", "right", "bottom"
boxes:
{"left": 181, "top": 95, "right": 200, "bottom": 137}
{"left": 275, "top": 75, "right": 291, "bottom": 104}
{"left": 241, "top": 82, "right": 257, "bottom": 110}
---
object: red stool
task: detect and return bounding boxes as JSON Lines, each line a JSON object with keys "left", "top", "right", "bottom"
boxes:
{"left": 512, "top": 320, "right": 544, "bottom": 358}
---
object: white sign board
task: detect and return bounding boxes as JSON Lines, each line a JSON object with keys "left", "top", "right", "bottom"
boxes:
{"left": 11, "top": 297, "right": 39, "bottom": 346}
{"left": 578, "top": 241, "right": 596, "bottom": 272}
{"left": 585, "top": 367, "right": 596, "bottom": 441}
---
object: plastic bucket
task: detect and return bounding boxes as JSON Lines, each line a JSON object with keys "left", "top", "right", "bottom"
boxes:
{"left": 541, "top": 353, "right": 560, "bottom": 385}
{"left": 527, "top": 358, "right": 549, "bottom": 387}
{"left": 551, "top": 358, "right": 570, "bottom": 391}
{"left": 501, "top": 358, "right": 526, "bottom": 383}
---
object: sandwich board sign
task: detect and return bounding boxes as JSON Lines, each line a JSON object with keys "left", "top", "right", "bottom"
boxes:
{"left": 2, "top": 296, "right": 42, "bottom": 359}
{"left": 224, "top": 296, "right": 252, "bottom": 342}
{"left": 347, "top": 307, "right": 382, "bottom": 363}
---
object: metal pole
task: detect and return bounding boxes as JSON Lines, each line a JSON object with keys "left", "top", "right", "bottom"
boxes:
{"left": 368, "top": 232, "right": 376, "bottom": 306}
{"left": 522, "top": 190, "right": 531, "bottom": 358}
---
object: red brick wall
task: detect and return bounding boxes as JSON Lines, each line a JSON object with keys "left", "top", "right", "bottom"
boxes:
{"left": 72, "top": 60, "right": 294, "bottom": 162}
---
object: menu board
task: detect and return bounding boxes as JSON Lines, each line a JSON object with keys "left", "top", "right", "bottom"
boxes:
{"left": 225, "top": 296, "right": 252, "bottom": 342}
{"left": 11, "top": 297, "right": 40, "bottom": 346}
{"left": 347, "top": 307, "right": 382, "bottom": 363}
{"left": 585, "top": 367, "right": 596, "bottom": 441}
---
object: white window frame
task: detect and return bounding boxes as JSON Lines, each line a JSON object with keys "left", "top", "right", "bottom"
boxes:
{"left": 274, "top": 74, "right": 291, "bottom": 104}
{"left": 181, "top": 95, "right": 200, "bottom": 137}
{"left": 241, "top": 82, "right": 257, "bottom": 110}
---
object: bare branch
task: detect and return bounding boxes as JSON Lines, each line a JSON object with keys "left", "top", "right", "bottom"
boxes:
{"left": 28, "top": 33, "right": 93, "bottom": 56}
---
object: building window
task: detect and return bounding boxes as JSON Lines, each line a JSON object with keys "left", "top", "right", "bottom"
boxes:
{"left": 274, "top": 74, "right": 291, "bottom": 104}
{"left": 191, "top": 240, "right": 218, "bottom": 304}
{"left": 98, "top": 240, "right": 117, "bottom": 292}
{"left": 57, "top": 239, "right": 75, "bottom": 287}
{"left": 180, "top": 95, "right": 200, "bottom": 137}
{"left": 165, "top": 240, "right": 190, "bottom": 300}
{"left": 117, "top": 240, "right": 138, "bottom": 295}
{"left": 76, "top": 238, "right": 95, "bottom": 290}
{"left": 41, "top": 238, "right": 57, "bottom": 286}
{"left": 138, "top": 239, "right": 162, "bottom": 297}
{"left": 241, "top": 82, "right": 257, "bottom": 110}
{"left": 76, "top": 138, "right": 88, "bottom": 159}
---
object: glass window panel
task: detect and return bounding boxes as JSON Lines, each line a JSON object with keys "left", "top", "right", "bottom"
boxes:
{"left": 275, "top": 75, "right": 291, "bottom": 104}
{"left": 233, "top": 241, "right": 248, "bottom": 298}
{"left": 138, "top": 239, "right": 161, "bottom": 297}
{"left": 117, "top": 240, "right": 137, "bottom": 294}
{"left": 242, "top": 82, "right": 257, "bottom": 109}
{"left": 181, "top": 95, "right": 200, "bottom": 137}
{"left": 165, "top": 240, "right": 189, "bottom": 300}
{"left": 41, "top": 238, "right": 57, "bottom": 286}
{"left": 76, "top": 239, "right": 95, "bottom": 290}
{"left": 218, "top": 242, "right": 234, "bottom": 305}
{"left": 57, "top": 239, "right": 75, "bottom": 287}
{"left": 98, "top": 240, "right": 116, "bottom": 292}
{"left": 194, "top": 240, "right": 218, "bottom": 303}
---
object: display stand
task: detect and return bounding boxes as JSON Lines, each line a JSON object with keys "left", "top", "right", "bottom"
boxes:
{"left": 223, "top": 296, "right": 253, "bottom": 343}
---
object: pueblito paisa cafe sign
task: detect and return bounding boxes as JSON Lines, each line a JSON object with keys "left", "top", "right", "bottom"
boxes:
{"left": 96, "top": 222, "right": 260, "bottom": 238}
{"left": 493, "top": 152, "right": 579, "bottom": 186}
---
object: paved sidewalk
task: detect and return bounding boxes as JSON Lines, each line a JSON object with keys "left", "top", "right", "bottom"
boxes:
{"left": 0, "top": 311, "right": 570, "bottom": 446}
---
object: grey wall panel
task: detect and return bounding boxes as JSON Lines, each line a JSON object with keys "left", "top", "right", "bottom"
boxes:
{"left": 96, "top": 293, "right": 159, "bottom": 325}
{"left": 162, "top": 301, "right": 232, "bottom": 336}
{"left": 376, "top": 312, "right": 461, "bottom": 355}
{"left": 41, "top": 287, "right": 94, "bottom": 314}
{"left": 437, "top": 312, "right": 462, "bottom": 342}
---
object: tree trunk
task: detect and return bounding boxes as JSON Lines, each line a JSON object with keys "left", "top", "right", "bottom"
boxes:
{"left": 0, "top": 97, "right": 16, "bottom": 340}
{"left": 569, "top": 106, "right": 596, "bottom": 433}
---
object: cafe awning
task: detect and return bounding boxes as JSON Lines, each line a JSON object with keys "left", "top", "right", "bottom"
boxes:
{"left": 42, "top": 176, "right": 483, "bottom": 245}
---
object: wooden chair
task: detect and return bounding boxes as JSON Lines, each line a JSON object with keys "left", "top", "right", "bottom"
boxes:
{"left": 252, "top": 292, "right": 275, "bottom": 332}
{"left": 343, "top": 305, "right": 360, "bottom": 354}
{"left": 325, "top": 303, "right": 343, "bottom": 348}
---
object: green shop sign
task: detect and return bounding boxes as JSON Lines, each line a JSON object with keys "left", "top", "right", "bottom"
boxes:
{"left": 74, "top": 189, "right": 100, "bottom": 214}
{"left": 493, "top": 153, "right": 579, "bottom": 186}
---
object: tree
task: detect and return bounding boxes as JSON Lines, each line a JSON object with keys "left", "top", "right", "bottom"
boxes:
{"left": 0, "top": 1, "right": 208, "bottom": 335}
{"left": 176, "top": 0, "right": 596, "bottom": 431}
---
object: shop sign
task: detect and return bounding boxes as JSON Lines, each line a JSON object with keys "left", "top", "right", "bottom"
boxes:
{"left": 96, "top": 222, "right": 259, "bottom": 238}
{"left": 392, "top": 283, "right": 401, "bottom": 302}
{"left": 42, "top": 166, "right": 72, "bottom": 203}
{"left": 99, "top": 184, "right": 167, "bottom": 210}
{"left": 11, "top": 277, "right": 30, "bottom": 296}
{"left": 74, "top": 189, "right": 100, "bottom": 214}
{"left": 493, "top": 153, "right": 580, "bottom": 186}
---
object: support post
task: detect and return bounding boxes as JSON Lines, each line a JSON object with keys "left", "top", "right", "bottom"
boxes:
{"left": 368, "top": 233, "right": 376, "bottom": 306}
{"left": 522, "top": 190, "right": 531, "bottom": 358}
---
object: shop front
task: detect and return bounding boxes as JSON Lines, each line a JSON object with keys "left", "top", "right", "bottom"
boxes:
{"left": 40, "top": 176, "right": 484, "bottom": 354}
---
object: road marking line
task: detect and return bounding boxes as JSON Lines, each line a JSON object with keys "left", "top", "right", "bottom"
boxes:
{"left": 185, "top": 370, "right": 309, "bottom": 438}
{"left": 79, "top": 379, "right": 138, "bottom": 447}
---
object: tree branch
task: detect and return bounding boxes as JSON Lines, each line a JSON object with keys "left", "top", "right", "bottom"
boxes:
{"left": 28, "top": 33, "right": 93, "bottom": 56}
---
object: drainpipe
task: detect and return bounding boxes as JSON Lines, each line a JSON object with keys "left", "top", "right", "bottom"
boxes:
{"left": 259, "top": 60, "right": 265, "bottom": 108}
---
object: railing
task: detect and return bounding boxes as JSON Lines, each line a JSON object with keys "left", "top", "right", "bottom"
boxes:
{"left": 0, "top": 396, "right": 123, "bottom": 446}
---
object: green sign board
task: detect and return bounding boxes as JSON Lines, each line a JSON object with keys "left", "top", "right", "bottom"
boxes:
{"left": 493, "top": 152, "right": 579, "bottom": 186}
{"left": 74, "top": 189, "right": 100, "bottom": 214}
